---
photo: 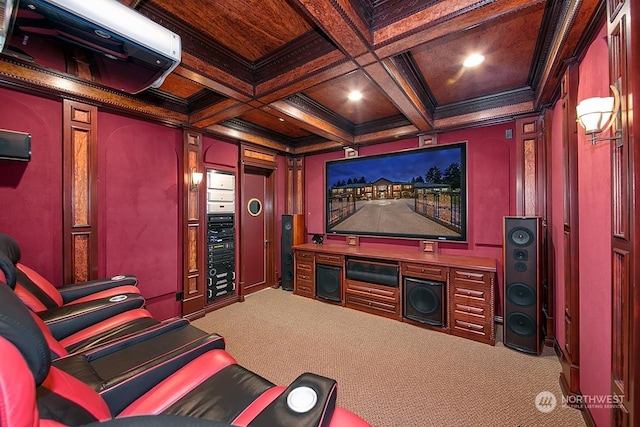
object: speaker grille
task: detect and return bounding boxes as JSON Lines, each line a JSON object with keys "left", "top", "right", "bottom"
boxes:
{"left": 408, "top": 286, "right": 440, "bottom": 315}
{"left": 403, "top": 277, "right": 445, "bottom": 326}
{"left": 316, "top": 264, "right": 342, "bottom": 302}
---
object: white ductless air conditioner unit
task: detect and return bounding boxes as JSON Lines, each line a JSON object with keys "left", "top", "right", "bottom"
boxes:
{"left": 0, "top": 0, "right": 181, "bottom": 93}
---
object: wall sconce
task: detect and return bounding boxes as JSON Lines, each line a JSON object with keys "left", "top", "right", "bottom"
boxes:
{"left": 576, "top": 84, "right": 622, "bottom": 145}
{"left": 190, "top": 168, "right": 203, "bottom": 190}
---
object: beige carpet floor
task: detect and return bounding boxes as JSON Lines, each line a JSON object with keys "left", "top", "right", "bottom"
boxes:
{"left": 193, "top": 288, "right": 586, "bottom": 427}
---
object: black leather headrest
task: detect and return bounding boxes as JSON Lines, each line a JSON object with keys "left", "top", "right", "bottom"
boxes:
{"left": 0, "top": 252, "right": 16, "bottom": 289}
{"left": 0, "top": 233, "right": 21, "bottom": 264}
{"left": 0, "top": 280, "right": 50, "bottom": 385}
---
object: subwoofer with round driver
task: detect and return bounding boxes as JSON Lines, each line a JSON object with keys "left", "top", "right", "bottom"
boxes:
{"left": 503, "top": 216, "right": 542, "bottom": 355}
{"left": 403, "top": 277, "right": 445, "bottom": 326}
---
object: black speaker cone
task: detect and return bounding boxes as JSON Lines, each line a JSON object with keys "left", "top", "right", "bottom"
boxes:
{"left": 506, "top": 312, "right": 536, "bottom": 336}
{"left": 283, "top": 252, "right": 294, "bottom": 265}
{"left": 513, "top": 249, "right": 528, "bottom": 261}
{"left": 514, "top": 262, "right": 527, "bottom": 272}
{"left": 408, "top": 286, "right": 440, "bottom": 315}
{"left": 506, "top": 282, "right": 536, "bottom": 307}
{"left": 509, "top": 227, "right": 533, "bottom": 247}
{"left": 321, "top": 275, "right": 340, "bottom": 293}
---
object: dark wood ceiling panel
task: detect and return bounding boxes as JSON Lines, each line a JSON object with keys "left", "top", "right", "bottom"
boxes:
{"left": 239, "top": 109, "right": 314, "bottom": 139}
{"left": 412, "top": 2, "right": 545, "bottom": 105}
{"left": 157, "top": 73, "right": 205, "bottom": 99}
{"left": 302, "top": 71, "right": 399, "bottom": 124}
{"left": 148, "top": 0, "right": 313, "bottom": 62}
{"left": 373, "top": 0, "right": 544, "bottom": 59}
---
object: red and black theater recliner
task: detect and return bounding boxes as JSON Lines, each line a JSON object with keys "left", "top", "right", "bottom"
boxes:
{"left": 0, "top": 250, "right": 166, "bottom": 355}
{"left": 0, "top": 255, "right": 228, "bottom": 415}
{"left": 0, "top": 257, "right": 370, "bottom": 427}
{"left": 0, "top": 233, "right": 146, "bottom": 340}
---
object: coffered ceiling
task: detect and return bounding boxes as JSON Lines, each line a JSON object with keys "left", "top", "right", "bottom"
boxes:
{"left": 0, "top": 0, "right": 605, "bottom": 154}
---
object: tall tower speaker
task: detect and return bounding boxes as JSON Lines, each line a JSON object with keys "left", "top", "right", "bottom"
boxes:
{"left": 503, "top": 216, "right": 542, "bottom": 355}
{"left": 281, "top": 214, "right": 304, "bottom": 291}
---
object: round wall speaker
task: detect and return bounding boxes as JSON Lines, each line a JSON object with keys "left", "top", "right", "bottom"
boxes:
{"left": 509, "top": 227, "right": 533, "bottom": 247}
{"left": 506, "top": 312, "right": 536, "bottom": 337}
{"left": 506, "top": 282, "right": 536, "bottom": 307}
{"left": 408, "top": 286, "right": 440, "bottom": 315}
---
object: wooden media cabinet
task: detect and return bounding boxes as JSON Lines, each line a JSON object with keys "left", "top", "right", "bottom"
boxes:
{"left": 293, "top": 243, "right": 497, "bottom": 345}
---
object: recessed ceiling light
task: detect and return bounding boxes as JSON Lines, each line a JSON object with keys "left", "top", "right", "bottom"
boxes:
{"left": 463, "top": 53, "right": 485, "bottom": 68}
{"left": 348, "top": 90, "right": 363, "bottom": 101}
{"left": 278, "top": 118, "right": 285, "bottom": 122}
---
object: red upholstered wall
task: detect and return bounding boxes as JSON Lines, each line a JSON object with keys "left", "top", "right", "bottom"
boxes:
{"left": 304, "top": 123, "right": 515, "bottom": 314}
{"left": 97, "top": 112, "right": 182, "bottom": 319}
{"left": 0, "top": 88, "right": 63, "bottom": 284}
{"left": 575, "top": 26, "right": 612, "bottom": 427}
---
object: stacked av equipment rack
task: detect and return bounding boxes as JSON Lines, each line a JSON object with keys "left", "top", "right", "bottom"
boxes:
{"left": 206, "top": 213, "right": 235, "bottom": 302}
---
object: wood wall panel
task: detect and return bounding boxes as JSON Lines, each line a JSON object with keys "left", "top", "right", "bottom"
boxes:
{"left": 559, "top": 63, "right": 580, "bottom": 398}
{"left": 285, "top": 156, "right": 304, "bottom": 214}
{"left": 182, "top": 130, "right": 204, "bottom": 317}
{"left": 63, "top": 100, "right": 97, "bottom": 285}
{"left": 608, "top": 0, "right": 636, "bottom": 423}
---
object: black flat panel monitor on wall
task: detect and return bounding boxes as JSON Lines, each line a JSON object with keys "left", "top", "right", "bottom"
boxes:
{"left": 0, "top": 130, "right": 31, "bottom": 161}
{"left": 325, "top": 142, "right": 467, "bottom": 242}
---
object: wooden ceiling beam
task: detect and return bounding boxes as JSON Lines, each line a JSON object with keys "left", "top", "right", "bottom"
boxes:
{"left": 206, "top": 124, "right": 290, "bottom": 153}
{"left": 189, "top": 100, "right": 256, "bottom": 128}
{"left": 177, "top": 53, "right": 253, "bottom": 101}
{"left": 294, "top": 0, "right": 372, "bottom": 57}
{"left": 255, "top": 51, "right": 354, "bottom": 102}
{"left": 354, "top": 124, "right": 419, "bottom": 146}
{"left": 364, "top": 61, "right": 433, "bottom": 132}
{"left": 268, "top": 99, "right": 353, "bottom": 144}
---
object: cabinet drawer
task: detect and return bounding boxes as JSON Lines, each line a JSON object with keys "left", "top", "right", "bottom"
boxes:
{"left": 346, "top": 293, "right": 399, "bottom": 316}
{"left": 452, "top": 301, "right": 488, "bottom": 321}
{"left": 295, "top": 251, "right": 313, "bottom": 262}
{"left": 295, "top": 279, "right": 313, "bottom": 297}
{"left": 401, "top": 262, "right": 447, "bottom": 282}
{"left": 316, "top": 253, "right": 343, "bottom": 266}
{"left": 296, "top": 270, "right": 313, "bottom": 282}
{"left": 346, "top": 280, "right": 398, "bottom": 303}
{"left": 296, "top": 261, "right": 313, "bottom": 273}
{"left": 451, "top": 268, "right": 490, "bottom": 286}
{"left": 451, "top": 283, "right": 488, "bottom": 303}
{"left": 452, "top": 316, "right": 488, "bottom": 336}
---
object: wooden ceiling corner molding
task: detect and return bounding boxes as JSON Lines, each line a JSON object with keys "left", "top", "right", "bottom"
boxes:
{"left": 241, "top": 143, "right": 278, "bottom": 169}
{"left": 435, "top": 101, "right": 535, "bottom": 129}
{"left": 0, "top": 59, "right": 187, "bottom": 124}
{"left": 62, "top": 99, "right": 98, "bottom": 285}
{"left": 206, "top": 123, "right": 289, "bottom": 153}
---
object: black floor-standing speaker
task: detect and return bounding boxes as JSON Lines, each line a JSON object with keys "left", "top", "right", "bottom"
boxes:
{"left": 281, "top": 214, "right": 304, "bottom": 291}
{"left": 503, "top": 216, "right": 542, "bottom": 355}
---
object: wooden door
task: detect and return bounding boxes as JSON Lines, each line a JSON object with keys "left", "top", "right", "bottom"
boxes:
{"left": 238, "top": 144, "right": 277, "bottom": 298}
